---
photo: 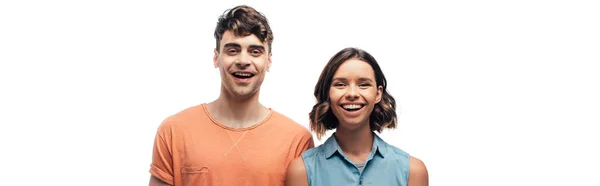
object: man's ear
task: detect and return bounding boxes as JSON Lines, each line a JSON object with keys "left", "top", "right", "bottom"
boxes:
{"left": 266, "top": 52, "right": 272, "bottom": 72}
{"left": 376, "top": 85, "right": 383, "bottom": 103}
{"left": 213, "top": 49, "right": 219, "bottom": 68}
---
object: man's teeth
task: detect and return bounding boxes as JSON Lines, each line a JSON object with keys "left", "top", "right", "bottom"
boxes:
{"left": 234, "top": 72, "right": 253, "bottom": 76}
{"left": 342, "top": 104, "right": 363, "bottom": 109}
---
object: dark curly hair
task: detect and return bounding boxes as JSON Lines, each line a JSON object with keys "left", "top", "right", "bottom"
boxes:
{"left": 214, "top": 5, "right": 274, "bottom": 53}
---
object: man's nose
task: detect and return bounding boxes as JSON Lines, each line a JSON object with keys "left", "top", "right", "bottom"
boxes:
{"left": 235, "top": 53, "right": 251, "bottom": 68}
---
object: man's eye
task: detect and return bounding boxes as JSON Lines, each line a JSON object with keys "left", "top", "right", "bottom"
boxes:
{"left": 251, "top": 50, "right": 262, "bottom": 55}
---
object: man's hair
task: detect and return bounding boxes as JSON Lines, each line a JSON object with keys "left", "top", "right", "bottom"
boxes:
{"left": 214, "top": 5, "right": 274, "bottom": 53}
{"left": 309, "top": 47, "right": 398, "bottom": 140}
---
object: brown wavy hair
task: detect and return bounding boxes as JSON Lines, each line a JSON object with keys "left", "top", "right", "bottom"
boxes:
{"left": 309, "top": 47, "right": 398, "bottom": 140}
{"left": 214, "top": 5, "right": 274, "bottom": 53}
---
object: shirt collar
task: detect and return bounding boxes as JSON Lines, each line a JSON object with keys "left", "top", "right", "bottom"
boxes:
{"left": 373, "top": 133, "right": 388, "bottom": 157}
{"left": 323, "top": 132, "right": 388, "bottom": 159}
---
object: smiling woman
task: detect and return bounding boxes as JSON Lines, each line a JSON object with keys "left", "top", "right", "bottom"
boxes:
{"left": 2, "top": 0, "right": 599, "bottom": 186}
{"left": 285, "top": 47, "right": 428, "bottom": 186}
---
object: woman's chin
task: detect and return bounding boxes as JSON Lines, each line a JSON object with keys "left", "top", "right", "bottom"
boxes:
{"left": 337, "top": 120, "right": 369, "bottom": 130}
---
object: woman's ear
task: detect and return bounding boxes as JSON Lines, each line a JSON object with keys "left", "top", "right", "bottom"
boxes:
{"left": 376, "top": 85, "right": 383, "bottom": 103}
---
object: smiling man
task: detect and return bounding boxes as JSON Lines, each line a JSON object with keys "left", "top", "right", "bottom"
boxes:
{"left": 148, "top": 5, "right": 314, "bottom": 186}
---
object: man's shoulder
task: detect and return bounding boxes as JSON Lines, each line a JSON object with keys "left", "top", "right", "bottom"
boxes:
{"left": 268, "top": 110, "right": 311, "bottom": 134}
{"left": 157, "top": 103, "right": 207, "bottom": 130}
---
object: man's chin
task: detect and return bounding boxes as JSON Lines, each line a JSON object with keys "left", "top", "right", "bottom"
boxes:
{"left": 230, "top": 88, "right": 259, "bottom": 98}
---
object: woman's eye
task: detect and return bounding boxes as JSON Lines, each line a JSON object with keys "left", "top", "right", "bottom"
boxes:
{"left": 333, "top": 83, "right": 345, "bottom": 87}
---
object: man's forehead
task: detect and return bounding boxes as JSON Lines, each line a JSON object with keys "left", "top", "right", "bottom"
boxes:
{"left": 221, "top": 31, "right": 266, "bottom": 46}
{"left": 222, "top": 41, "right": 266, "bottom": 47}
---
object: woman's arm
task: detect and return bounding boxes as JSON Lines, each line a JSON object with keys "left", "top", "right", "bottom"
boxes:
{"left": 408, "top": 156, "right": 429, "bottom": 186}
{"left": 285, "top": 157, "right": 309, "bottom": 186}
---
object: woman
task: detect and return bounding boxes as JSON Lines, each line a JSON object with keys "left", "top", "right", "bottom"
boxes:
{"left": 285, "top": 47, "right": 429, "bottom": 186}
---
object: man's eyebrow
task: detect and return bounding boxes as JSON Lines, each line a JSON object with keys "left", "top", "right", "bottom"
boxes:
{"left": 248, "top": 45, "right": 265, "bottom": 51}
{"left": 223, "top": 43, "right": 241, "bottom": 48}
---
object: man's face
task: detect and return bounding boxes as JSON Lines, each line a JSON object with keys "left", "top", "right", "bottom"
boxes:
{"left": 214, "top": 30, "right": 272, "bottom": 99}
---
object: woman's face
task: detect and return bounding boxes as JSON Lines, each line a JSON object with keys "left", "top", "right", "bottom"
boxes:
{"left": 329, "top": 58, "right": 382, "bottom": 130}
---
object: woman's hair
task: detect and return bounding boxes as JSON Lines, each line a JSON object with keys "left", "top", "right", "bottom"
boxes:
{"left": 309, "top": 47, "right": 397, "bottom": 140}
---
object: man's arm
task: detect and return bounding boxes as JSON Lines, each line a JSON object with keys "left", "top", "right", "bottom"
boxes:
{"left": 149, "top": 123, "right": 175, "bottom": 186}
{"left": 407, "top": 156, "right": 429, "bottom": 186}
{"left": 285, "top": 157, "right": 309, "bottom": 186}
{"left": 149, "top": 175, "right": 171, "bottom": 186}
{"left": 294, "top": 131, "right": 315, "bottom": 157}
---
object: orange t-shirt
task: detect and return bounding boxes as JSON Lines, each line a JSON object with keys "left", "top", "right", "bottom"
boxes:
{"left": 149, "top": 104, "right": 314, "bottom": 186}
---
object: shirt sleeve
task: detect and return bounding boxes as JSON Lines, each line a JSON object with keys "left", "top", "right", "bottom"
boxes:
{"left": 295, "top": 130, "right": 315, "bottom": 157}
{"left": 149, "top": 123, "right": 175, "bottom": 185}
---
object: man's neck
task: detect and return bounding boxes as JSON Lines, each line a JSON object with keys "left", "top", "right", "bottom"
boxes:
{"left": 206, "top": 89, "right": 270, "bottom": 129}
{"left": 334, "top": 123, "right": 374, "bottom": 163}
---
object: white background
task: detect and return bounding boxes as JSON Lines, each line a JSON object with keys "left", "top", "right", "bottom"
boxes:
{"left": 1, "top": 0, "right": 599, "bottom": 185}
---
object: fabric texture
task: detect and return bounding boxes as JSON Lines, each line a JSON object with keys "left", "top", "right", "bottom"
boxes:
{"left": 150, "top": 104, "right": 314, "bottom": 186}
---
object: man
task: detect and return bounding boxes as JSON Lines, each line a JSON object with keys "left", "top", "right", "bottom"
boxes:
{"left": 149, "top": 5, "right": 314, "bottom": 186}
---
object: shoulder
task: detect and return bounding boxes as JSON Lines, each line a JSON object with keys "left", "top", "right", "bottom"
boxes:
{"left": 269, "top": 111, "right": 312, "bottom": 136}
{"left": 156, "top": 104, "right": 206, "bottom": 132}
{"left": 269, "top": 110, "right": 304, "bottom": 128}
{"left": 375, "top": 136, "right": 428, "bottom": 185}
{"left": 378, "top": 139, "right": 410, "bottom": 160}
{"left": 377, "top": 140, "right": 412, "bottom": 173}
{"left": 301, "top": 144, "right": 323, "bottom": 159}
{"left": 408, "top": 156, "right": 429, "bottom": 186}
{"left": 165, "top": 104, "right": 206, "bottom": 124}
{"left": 386, "top": 145, "right": 410, "bottom": 158}
{"left": 287, "top": 156, "right": 307, "bottom": 176}
{"left": 285, "top": 156, "right": 309, "bottom": 186}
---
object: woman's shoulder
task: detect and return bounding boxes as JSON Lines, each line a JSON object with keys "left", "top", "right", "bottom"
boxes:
{"left": 383, "top": 144, "right": 411, "bottom": 158}
{"left": 378, "top": 140, "right": 429, "bottom": 184}
{"left": 374, "top": 135, "right": 410, "bottom": 159}
{"left": 301, "top": 143, "right": 325, "bottom": 160}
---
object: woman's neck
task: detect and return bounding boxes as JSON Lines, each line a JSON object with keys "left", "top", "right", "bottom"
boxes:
{"left": 334, "top": 123, "right": 374, "bottom": 163}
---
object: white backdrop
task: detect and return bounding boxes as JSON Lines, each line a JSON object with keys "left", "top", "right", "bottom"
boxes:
{"left": 1, "top": 0, "right": 599, "bottom": 185}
